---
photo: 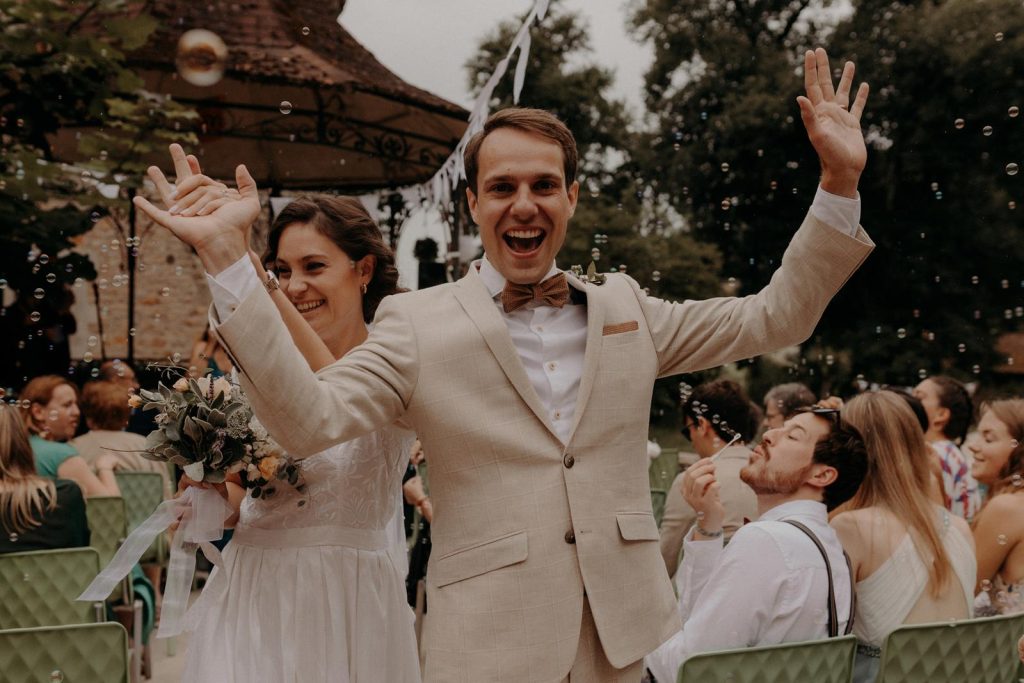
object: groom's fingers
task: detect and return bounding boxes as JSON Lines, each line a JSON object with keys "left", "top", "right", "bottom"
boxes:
{"left": 815, "top": 48, "right": 835, "bottom": 101}
{"left": 235, "top": 164, "right": 259, "bottom": 199}
{"left": 187, "top": 154, "right": 203, "bottom": 175}
{"left": 133, "top": 195, "right": 173, "bottom": 230}
{"left": 796, "top": 96, "right": 818, "bottom": 135}
{"left": 835, "top": 61, "right": 855, "bottom": 109}
{"left": 850, "top": 82, "right": 870, "bottom": 120}
{"left": 169, "top": 143, "right": 193, "bottom": 185}
{"left": 803, "top": 50, "right": 823, "bottom": 106}
{"left": 146, "top": 165, "right": 176, "bottom": 207}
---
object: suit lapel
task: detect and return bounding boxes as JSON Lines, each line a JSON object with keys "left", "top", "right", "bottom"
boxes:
{"left": 566, "top": 273, "right": 604, "bottom": 441}
{"left": 452, "top": 269, "right": 561, "bottom": 442}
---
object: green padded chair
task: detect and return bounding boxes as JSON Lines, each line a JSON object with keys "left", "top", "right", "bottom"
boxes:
{"left": 114, "top": 471, "right": 167, "bottom": 564}
{"left": 0, "top": 622, "right": 130, "bottom": 683}
{"left": 676, "top": 635, "right": 857, "bottom": 683}
{"left": 650, "top": 488, "right": 668, "bottom": 528}
{"left": 876, "top": 612, "right": 1024, "bottom": 683}
{"left": 85, "top": 496, "right": 127, "bottom": 569}
{"left": 0, "top": 548, "right": 104, "bottom": 628}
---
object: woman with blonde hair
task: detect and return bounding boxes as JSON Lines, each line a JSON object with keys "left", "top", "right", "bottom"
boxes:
{"left": 969, "top": 399, "right": 1024, "bottom": 616}
{"left": 0, "top": 402, "right": 89, "bottom": 552}
{"left": 831, "top": 390, "right": 975, "bottom": 683}
{"left": 18, "top": 375, "right": 119, "bottom": 497}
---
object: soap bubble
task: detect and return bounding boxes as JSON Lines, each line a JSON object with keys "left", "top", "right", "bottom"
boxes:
{"left": 176, "top": 29, "right": 228, "bottom": 87}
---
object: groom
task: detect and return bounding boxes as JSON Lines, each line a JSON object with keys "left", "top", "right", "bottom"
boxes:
{"left": 138, "top": 49, "right": 872, "bottom": 682}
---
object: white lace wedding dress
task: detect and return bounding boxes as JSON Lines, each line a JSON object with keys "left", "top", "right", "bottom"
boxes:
{"left": 182, "top": 426, "right": 420, "bottom": 682}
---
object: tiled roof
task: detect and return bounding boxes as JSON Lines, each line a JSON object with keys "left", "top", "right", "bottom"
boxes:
{"left": 118, "top": 0, "right": 466, "bottom": 118}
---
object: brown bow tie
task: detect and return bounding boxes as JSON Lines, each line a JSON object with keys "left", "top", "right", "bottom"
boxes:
{"left": 501, "top": 273, "right": 570, "bottom": 313}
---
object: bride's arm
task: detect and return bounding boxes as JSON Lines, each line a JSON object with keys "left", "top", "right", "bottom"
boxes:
{"left": 247, "top": 251, "right": 336, "bottom": 372}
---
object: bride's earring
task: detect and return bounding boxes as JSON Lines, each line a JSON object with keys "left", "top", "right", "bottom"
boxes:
{"left": 360, "top": 282, "right": 368, "bottom": 295}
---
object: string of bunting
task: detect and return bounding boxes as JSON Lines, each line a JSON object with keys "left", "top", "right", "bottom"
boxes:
{"left": 422, "top": 0, "right": 551, "bottom": 208}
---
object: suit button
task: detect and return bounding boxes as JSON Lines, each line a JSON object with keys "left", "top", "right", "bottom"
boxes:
{"left": 565, "top": 530, "right": 576, "bottom": 544}
{"left": 563, "top": 453, "right": 575, "bottom": 468}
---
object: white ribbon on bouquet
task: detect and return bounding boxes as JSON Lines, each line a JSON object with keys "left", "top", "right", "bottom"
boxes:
{"left": 78, "top": 487, "right": 234, "bottom": 638}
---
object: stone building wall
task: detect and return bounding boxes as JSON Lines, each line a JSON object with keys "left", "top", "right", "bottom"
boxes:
{"left": 68, "top": 188, "right": 271, "bottom": 364}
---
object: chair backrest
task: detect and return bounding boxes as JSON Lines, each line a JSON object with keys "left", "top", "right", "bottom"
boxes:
{"left": 85, "top": 496, "right": 127, "bottom": 568}
{"left": 677, "top": 635, "right": 858, "bottom": 683}
{"left": 0, "top": 622, "right": 130, "bottom": 683}
{"left": 877, "top": 612, "right": 1024, "bottom": 683}
{"left": 114, "top": 472, "right": 163, "bottom": 529}
{"left": 114, "top": 471, "right": 167, "bottom": 563}
{"left": 0, "top": 547, "right": 103, "bottom": 628}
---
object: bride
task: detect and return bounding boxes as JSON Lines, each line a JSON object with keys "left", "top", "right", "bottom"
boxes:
{"left": 153, "top": 148, "right": 420, "bottom": 682}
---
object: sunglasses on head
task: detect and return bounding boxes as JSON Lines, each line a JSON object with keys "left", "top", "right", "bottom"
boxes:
{"left": 798, "top": 406, "right": 841, "bottom": 426}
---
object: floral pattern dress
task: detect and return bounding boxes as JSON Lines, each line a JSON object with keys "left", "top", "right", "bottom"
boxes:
{"left": 183, "top": 426, "right": 419, "bottom": 682}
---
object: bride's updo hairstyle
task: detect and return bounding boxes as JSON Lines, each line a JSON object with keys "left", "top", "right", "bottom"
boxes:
{"left": 262, "top": 196, "right": 404, "bottom": 323}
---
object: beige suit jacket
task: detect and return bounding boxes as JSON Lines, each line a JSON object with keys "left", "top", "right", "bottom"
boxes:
{"left": 659, "top": 445, "right": 758, "bottom": 578}
{"left": 212, "top": 213, "right": 873, "bottom": 681}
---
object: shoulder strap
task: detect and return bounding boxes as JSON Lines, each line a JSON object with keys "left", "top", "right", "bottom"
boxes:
{"left": 782, "top": 519, "right": 856, "bottom": 637}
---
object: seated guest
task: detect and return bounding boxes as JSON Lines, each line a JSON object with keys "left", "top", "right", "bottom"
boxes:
{"left": 19, "top": 375, "right": 119, "bottom": 497}
{"left": 72, "top": 381, "right": 172, "bottom": 497}
{"left": 646, "top": 408, "right": 868, "bottom": 682}
{"left": 969, "top": 399, "right": 1024, "bottom": 616}
{"left": 189, "top": 323, "right": 234, "bottom": 378}
{"left": 832, "top": 391, "right": 975, "bottom": 682}
{"left": 762, "top": 382, "right": 816, "bottom": 431}
{"left": 0, "top": 402, "right": 89, "bottom": 553}
{"left": 98, "top": 359, "right": 157, "bottom": 437}
{"left": 660, "top": 379, "right": 759, "bottom": 578}
{"left": 913, "top": 375, "right": 981, "bottom": 519}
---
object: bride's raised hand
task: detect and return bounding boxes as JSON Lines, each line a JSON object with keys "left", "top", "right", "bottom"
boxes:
{"left": 133, "top": 144, "right": 260, "bottom": 270}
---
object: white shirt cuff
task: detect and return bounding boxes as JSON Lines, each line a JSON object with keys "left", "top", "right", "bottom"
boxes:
{"left": 809, "top": 185, "right": 860, "bottom": 237}
{"left": 206, "top": 255, "right": 260, "bottom": 321}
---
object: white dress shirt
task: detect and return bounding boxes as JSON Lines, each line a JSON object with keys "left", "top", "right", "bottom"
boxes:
{"left": 475, "top": 257, "right": 587, "bottom": 443}
{"left": 206, "top": 188, "right": 861, "bottom": 441}
{"left": 645, "top": 500, "right": 854, "bottom": 683}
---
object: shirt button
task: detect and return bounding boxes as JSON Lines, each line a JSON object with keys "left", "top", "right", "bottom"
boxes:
{"left": 563, "top": 453, "right": 575, "bottom": 468}
{"left": 564, "top": 530, "right": 576, "bottom": 544}
{"left": 547, "top": 361, "right": 557, "bottom": 372}
{"left": 553, "top": 411, "right": 561, "bottom": 420}
{"left": 535, "top": 325, "right": 544, "bottom": 333}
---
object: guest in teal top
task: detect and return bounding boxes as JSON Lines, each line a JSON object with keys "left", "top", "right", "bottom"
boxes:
{"left": 29, "top": 434, "right": 78, "bottom": 478}
{"left": 20, "top": 375, "right": 120, "bottom": 497}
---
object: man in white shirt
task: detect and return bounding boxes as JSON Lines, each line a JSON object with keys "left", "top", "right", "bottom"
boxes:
{"left": 136, "top": 49, "right": 873, "bottom": 682}
{"left": 646, "top": 408, "right": 869, "bottom": 683}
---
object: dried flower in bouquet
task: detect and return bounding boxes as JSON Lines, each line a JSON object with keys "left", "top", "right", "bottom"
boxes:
{"left": 134, "top": 370, "right": 303, "bottom": 499}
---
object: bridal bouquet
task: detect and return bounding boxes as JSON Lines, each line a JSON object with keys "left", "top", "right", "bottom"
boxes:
{"left": 130, "top": 374, "right": 304, "bottom": 499}
{"left": 81, "top": 372, "right": 304, "bottom": 637}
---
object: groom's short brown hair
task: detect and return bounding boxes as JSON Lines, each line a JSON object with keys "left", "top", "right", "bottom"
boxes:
{"left": 464, "top": 108, "right": 578, "bottom": 194}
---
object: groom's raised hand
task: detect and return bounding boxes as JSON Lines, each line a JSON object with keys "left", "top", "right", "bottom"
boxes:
{"left": 133, "top": 144, "right": 261, "bottom": 274}
{"left": 797, "top": 48, "right": 870, "bottom": 198}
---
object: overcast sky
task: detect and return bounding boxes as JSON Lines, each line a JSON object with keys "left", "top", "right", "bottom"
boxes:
{"left": 340, "top": 0, "right": 653, "bottom": 116}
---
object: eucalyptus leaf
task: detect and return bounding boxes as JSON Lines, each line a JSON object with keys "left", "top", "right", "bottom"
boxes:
{"left": 183, "top": 461, "right": 204, "bottom": 481}
{"left": 183, "top": 416, "right": 203, "bottom": 444}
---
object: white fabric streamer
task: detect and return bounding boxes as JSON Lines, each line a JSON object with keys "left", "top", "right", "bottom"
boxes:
{"left": 78, "top": 487, "right": 234, "bottom": 638}
{"left": 392, "top": 0, "right": 550, "bottom": 211}
{"left": 513, "top": 33, "right": 532, "bottom": 104}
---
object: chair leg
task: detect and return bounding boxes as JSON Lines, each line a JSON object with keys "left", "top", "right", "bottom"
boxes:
{"left": 132, "top": 598, "right": 143, "bottom": 683}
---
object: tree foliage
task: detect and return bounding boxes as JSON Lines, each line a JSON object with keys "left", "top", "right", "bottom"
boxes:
{"left": 630, "top": 0, "right": 1024, "bottom": 396}
{"left": 0, "top": 0, "right": 197, "bottom": 304}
